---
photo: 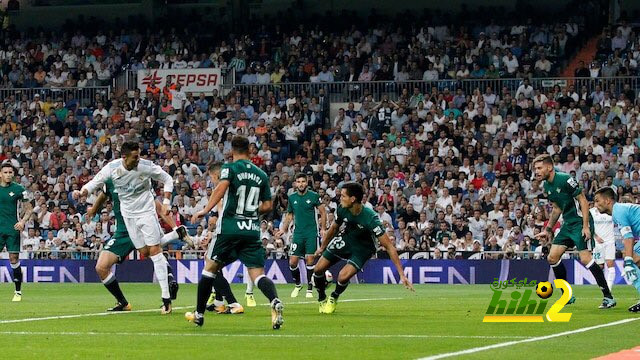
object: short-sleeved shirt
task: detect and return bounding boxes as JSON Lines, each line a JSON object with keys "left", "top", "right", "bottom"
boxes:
{"left": 543, "top": 171, "right": 583, "bottom": 224}
{"left": 218, "top": 159, "right": 271, "bottom": 236}
{"left": 287, "top": 189, "right": 321, "bottom": 236}
{"left": 335, "top": 205, "right": 385, "bottom": 254}
{"left": 612, "top": 202, "right": 640, "bottom": 240}
{"left": 0, "top": 182, "right": 27, "bottom": 233}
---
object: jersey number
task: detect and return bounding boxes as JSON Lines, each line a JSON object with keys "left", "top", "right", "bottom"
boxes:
{"left": 329, "top": 236, "right": 345, "bottom": 250}
{"left": 236, "top": 185, "right": 260, "bottom": 214}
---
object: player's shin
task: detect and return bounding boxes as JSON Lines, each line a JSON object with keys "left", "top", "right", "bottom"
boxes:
{"left": 214, "top": 273, "right": 239, "bottom": 305}
{"left": 606, "top": 266, "right": 615, "bottom": 291}
{"left": 197, "top": 270, "right": 216, "bottom": 315}
{"left": 306, "top": 265, "right": 314, "bottom": 289}
{"left": 150, "top": 253, "right": 171, "bottom": 300}
{"left": 586, "top": 258, "right": 613, "bottom": 298}
{"left": 10, "top": 261, "right": 22, "bottom": 293}
{"left": 290, "top": 264, "right": 301, "bottom": 285}
{"left": 331, "top": 281, "right": 349, "bottom": 299}
{"left": 313, "top": 272, "right": 327, "bottom": 301}
{"left": 102, "top": 272, "right": 128, "bottom": 305}
{"left": 255, "top": 274, "right": 279, "bottom": 302}
{"left": 550, "top": 259, "right": 567, "bottom": 281}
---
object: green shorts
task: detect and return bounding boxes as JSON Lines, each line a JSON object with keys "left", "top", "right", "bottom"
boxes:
{"left": 290, "top": 234, "right": 318, "bottom": 257}
{"left": 207, "top": 232, "right": 265, "bottom": 269}
{"left": 103, "top": 232, "right": 136, "bottom": 263}
{"left": 0, "top": 231, "right": 20, "bottom": 253}
{"left": 553, "top": 221, "right": 594, "bottom": 251}
{"left": 322, "top": 234, "right": 374, "bottom": 271}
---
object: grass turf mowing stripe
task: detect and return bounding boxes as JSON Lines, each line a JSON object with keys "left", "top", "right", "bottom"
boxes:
{"left": 417, "top": 317, "right": 640, "bottom": 360}
{"left": 0, "top": 331, "right": 531, "bottom": 339}
{"left": 0, "top": 297, "right": 403, "bottom": 324}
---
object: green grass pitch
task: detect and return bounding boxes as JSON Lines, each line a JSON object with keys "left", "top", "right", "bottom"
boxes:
{"left": 0, "top": 283, "right": 638, "bottom": 359}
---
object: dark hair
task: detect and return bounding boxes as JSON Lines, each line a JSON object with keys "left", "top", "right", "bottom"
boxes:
{"left": 532, "top": 154, "right": 553, "bottom": 166}
{"left": 295, "top": 173, "right": 307, "bottom": 180}
{"left": 595, "top": 186, "right": 616, "bottom": 200}
{"left": 342, "top": 182, "right": 364, "bottom": 203}
{"left": 207, "top": 162, "right": 222, "bottom": 173}
{"left": 121, "top": 141, "right": 139, "bottom": 156}
{"left": 231, "top": 135, "right": 249, "bottom": 154}
{"left": 1, "top": 162, "right": 15, "bottom": 172}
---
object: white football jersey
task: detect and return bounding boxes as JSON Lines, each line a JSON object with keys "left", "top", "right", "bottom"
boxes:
{"left": 82, "top": 158, "right": 174, "bottom": 218}
{"left": 589, "top": 207, "right": 615, "bottom": 243}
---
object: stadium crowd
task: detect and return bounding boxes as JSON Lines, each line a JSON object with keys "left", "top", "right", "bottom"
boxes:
{"left": 0, "top": 3, "right": 636, "bottom": 262}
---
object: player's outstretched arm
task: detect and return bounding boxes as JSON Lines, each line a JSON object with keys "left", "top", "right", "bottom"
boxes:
{"left": 191, "top": 180, "right": 229, "bottom": 224}
{"left": 85, "top": 192, "right": 107, "bottom": 223}
{"left": 276, "top": 212, "right": 293, "bottom": 237}
{"left": 315, "top": 221, "right": 338, "bottom": 258}
{"left": 379, "top": 233, "right": 414, "bottom": 291}
{"left": 75, "top": 166, "right": 110, "bottom": 200}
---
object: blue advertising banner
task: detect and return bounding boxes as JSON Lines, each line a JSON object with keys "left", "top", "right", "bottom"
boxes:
{"left": 0, "top": 259, "right": 634, "bottom": 285}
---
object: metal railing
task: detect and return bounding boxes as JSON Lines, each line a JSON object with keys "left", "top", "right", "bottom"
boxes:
{"left": 220, "top": 77, "right": 640, "bottom": 104}
{"left": 0, "top": 86, "right": 111, "bottom": 107}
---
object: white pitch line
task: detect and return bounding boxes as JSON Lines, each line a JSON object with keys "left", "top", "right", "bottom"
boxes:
{"left": 0, "top": 297, "right": 403, "bottom": 324}
{"left": 0, "top": 331, "right": 530, "bottom": 340}
{"left": 417, "top": 317, "right": 640, "bottom": 360}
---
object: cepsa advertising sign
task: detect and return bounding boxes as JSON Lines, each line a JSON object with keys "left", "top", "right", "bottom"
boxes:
{"left": 138, "top": 68, "right": 222, "bottom": 93}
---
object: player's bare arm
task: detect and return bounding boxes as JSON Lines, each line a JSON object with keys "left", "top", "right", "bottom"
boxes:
{"left": 315, "top": 221, "right": 339, "bottom": 257}
{"left": 378, "top": 232, "right": 414, "bottom": 291}
{"left": 276, "top": 212, "right": 293, "bottom": 237}
{"left": 318, "top": 203, "right": 327, "bottom": 238}
{"left": 191, "top": 179, "right": 229, "bottom": 224}
{"left": 577, "top": 192, "right": 591, "bottom": 240}
{"left": 86, "top": 192, "right": 108, "bottom": 223}
{"left": 14, "top": 201, "right": 33, "bottom": 232}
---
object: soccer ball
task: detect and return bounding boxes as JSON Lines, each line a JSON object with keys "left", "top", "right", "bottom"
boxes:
{"left": 536, "top": 281, "right": 553, "bottom": 299}
{"left": 325, "top": 270, "right": 333, "bottom": 283}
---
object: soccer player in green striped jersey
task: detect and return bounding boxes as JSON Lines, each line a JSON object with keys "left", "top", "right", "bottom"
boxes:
{"left": 533, "top": 154, "right": 615, "bottom": 309}
{"left": 277, "top": 173, "right": 326, "bottom": 298}
{"left": 0, "top": 163, "right": 32, "bottom": 302}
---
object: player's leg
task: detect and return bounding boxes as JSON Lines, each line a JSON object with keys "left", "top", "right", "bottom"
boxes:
{"left": 578, "top": 249, "right": 615, "bottom": 307}
{"left": 209, "top": 270, "right": 244, "bottom": 314}
{"left": 8, "top": 247, "right": 22, "bottom": 301}
{"left": 95, "top": 249, "right": 130, "bottom": 311}
{"left": 155, "top": 200, "right": 193, "bottom": 248}
{"left": 603, "top": 242, "right": 616, "bottom": 292}
{"left": 248, "top": 267, "right": 284, "bottom": 330}
{"left": 245, "top": 275, "right": 256, "bottom": 307}
{"left": 136, "top": 214, "right": 172, "bottom": 313}
{"left": 289, "top": 235, "right": 304, "bottom": 297}
{"left": 186, "top": 258, "right": 223, "bottom": 326}
{"left": 187, "top": 233, "right": 233, "bottom": 326}
{"left": 241, "top": 240, "right": 283, "bottom": 329}
{"left": 304, "top": 254, "right": 316, "bottom": 298}
{"left": 289, "top": 254, "right": 302, "bottom": 297}
{"left": 321, "top": 263, "right": 359, "bottom": 314}
{"left": 313, "top": 255, "right": 338, "bottom": 305}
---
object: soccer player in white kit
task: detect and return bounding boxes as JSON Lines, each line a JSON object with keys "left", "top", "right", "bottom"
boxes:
{"left": 73, "top": 142, "right": 175, "bottom": 314}
{"left": 590, "top": 206, "right": 617, "bottom": 292}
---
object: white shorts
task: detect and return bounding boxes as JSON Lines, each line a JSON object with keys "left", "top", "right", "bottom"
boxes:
{"left": 593, "top": 241, "right": 615, "bottom": 264}
{"left": 123, "top": 213, "right": 164, "bottom": 249}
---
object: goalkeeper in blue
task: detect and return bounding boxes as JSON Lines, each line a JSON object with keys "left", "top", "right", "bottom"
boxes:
{"left": 594, "top": 186, "right": 640, "bottom": 312}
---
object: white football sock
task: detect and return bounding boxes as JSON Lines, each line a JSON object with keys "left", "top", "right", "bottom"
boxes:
{"left": 160, "top": 230, "right": 179, "bottom": 246}
{"left": 246, "top": 278, "right": 254, "bottom": 294}
{"left": 151, "top": 253, "right": 170, "bottom": 299}
{"left": 606, "top": 267, "right": 615, "bottom": 292}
